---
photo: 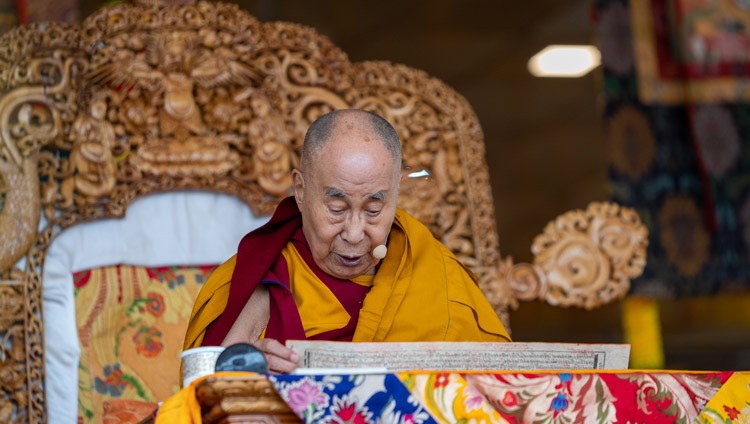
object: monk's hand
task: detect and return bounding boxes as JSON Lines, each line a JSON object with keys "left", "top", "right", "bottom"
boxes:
{"left": 252, "top": 338, "right": 299, "bottom": 373}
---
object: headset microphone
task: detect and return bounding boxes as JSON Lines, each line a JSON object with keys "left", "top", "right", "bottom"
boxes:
{"left": 372, "top": 230, "right": 390, "bottom": 259}
{"left": 372, "top": 244, "right": 387, "bottom": 260}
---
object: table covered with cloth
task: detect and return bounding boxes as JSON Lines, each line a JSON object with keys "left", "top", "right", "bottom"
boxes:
{"left": 157, "top": 370, "right": 750, "bottom": 423}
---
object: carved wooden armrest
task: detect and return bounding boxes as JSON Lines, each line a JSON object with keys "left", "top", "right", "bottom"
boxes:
{"left": 504, "top": 202, "right": 648, "bottom": 310}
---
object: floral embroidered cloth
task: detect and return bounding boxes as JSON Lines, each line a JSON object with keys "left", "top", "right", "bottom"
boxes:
{"left": 268, "top": 370, "right": 748, "bottom": 424}
{"left": 75, "top": 265, "right": 215, "bottom": 423}
{"left": 269, "top": 374, "right": 436, "bottom": 423}
{"left": 695, "top": 372, "right": 750, "bottom": 423}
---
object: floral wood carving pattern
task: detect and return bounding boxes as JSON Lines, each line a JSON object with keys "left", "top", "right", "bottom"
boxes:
{"left": 195, "top": 375, "right": 301, "bottom": 423}
{"left": 506, "top": 202, "right": 648, "bottom": 309}
{"left": 0, "top": 1, "right": 647, "bottom": 422}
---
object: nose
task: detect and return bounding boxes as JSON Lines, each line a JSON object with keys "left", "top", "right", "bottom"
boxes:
{"left": 341, "top": 213, "right": 366, "bottom": 245}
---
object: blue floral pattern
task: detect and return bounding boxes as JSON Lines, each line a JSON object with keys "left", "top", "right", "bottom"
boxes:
{"left": 270, "top": 374, "right": 437, "bottom": 424}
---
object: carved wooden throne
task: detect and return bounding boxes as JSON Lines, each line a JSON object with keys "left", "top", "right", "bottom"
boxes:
{"left": 0, "top": 1, "right": 648, "bottom": 422}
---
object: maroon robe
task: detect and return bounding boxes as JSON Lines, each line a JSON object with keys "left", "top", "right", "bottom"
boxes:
{"left": 202, "top": 197, "right": 371, "bottom": 345}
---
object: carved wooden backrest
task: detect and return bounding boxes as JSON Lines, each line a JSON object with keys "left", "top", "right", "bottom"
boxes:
{"left": 0, "top": 1, "right": 648, "bottom": 422}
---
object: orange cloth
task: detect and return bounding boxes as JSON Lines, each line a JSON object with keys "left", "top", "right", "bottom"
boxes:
{"left": 281, "top": 241, "right": 367, "bottom": 338}
{"left": 154, "top": 376, "right": 202, "bottom": 424}
{"left": 184, "top": 206, "right": 509, "bottom": 350}
{"left": 155, "top": 372, "right": 255, "bottom": 424}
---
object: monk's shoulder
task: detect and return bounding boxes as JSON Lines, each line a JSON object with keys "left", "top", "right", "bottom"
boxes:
{"left": 205, "top": 254, "right": 238, "bottom": 286}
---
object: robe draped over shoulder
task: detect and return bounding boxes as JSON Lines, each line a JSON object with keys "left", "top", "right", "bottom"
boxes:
{"left": 183, "top": 196, "right": 510, "bottom": 350}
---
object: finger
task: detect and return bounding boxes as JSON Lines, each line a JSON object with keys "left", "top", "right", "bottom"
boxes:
{"left": 265, "top": 354, "right": 299, "bottom": 374}
{"left": 254, "top": 339, "right": 300, "bottom": 363}
{"left": 253, "top": 339, "right": 299, "bottom": 373}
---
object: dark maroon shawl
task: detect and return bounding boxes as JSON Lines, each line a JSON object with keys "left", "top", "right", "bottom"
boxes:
{"left": 202, "top": 196, "right": 370, "bottom": 345}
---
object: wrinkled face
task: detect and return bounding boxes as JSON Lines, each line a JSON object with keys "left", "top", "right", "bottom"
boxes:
{"left": 293, "top": 127, "right": 400, "bottom": 280}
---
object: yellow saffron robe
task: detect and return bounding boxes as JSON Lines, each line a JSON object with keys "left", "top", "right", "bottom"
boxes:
{"left": 184, "top": 206, "right": 510, "bottom": 351}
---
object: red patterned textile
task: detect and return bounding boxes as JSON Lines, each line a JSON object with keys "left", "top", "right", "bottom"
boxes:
{"left": 164, "top": 370, "right": 747, "bottom": 423}
{"left": 462, "top": 371, "right": 731, "bottom": 423}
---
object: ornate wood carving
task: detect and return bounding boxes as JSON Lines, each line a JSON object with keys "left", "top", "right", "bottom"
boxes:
{"left": 196, "top": 375, "right": 300, "bottom": 423}
{"left": 504, "top": 202, "right": 648, "bottom": 309}
{"left": 0, "top": 1, "right": 648, "bottom": 421}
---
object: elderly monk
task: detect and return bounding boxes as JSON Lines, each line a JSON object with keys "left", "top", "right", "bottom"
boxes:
{"left": 184, "top": 109, "right": 510, "bottom": 373}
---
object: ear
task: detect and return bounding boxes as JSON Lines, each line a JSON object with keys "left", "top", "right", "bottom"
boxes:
{"left": 291, "top": 169, "right": 304, "bottom": 204}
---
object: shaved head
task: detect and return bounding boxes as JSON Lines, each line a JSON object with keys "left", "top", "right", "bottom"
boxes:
{"left": 292, "top": 108, "right": 402, "bottom": 279}
{"left": 300, "top": 109, "right": 401, "bottom": 176}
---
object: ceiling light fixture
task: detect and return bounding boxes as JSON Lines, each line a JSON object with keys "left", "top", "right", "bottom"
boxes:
{"left": 528, "top": 45, "right": 601, "bottom": 78}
